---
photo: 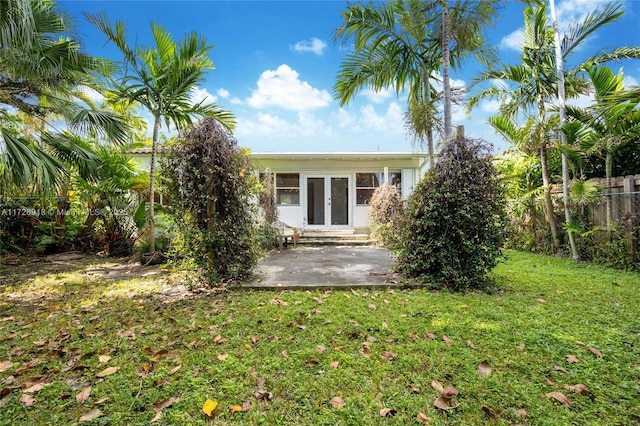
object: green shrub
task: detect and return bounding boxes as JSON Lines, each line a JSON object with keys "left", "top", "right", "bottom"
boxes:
{"left": 161, "top": 117, "right": 258, "bottom": 285}
{"left": 368, "top": 183, "right": 403, "bottom": 250}
{"left": 396, "top": 137, "right": 507, "bottom": 291}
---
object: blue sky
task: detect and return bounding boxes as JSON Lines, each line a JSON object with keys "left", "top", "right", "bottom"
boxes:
{"left": 61, "top": 0, "right": 640, "bottom": 153}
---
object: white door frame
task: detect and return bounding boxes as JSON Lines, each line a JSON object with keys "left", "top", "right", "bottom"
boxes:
{"left": 304, "top": 174, "right": 351, "bottom": 229}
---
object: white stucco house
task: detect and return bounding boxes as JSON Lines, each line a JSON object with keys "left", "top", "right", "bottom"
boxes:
{"left": 130, "top": 149, "right": 427, "bottom": 233}
{"left": 251, "top": 152, "right": 426, "bottom": 232}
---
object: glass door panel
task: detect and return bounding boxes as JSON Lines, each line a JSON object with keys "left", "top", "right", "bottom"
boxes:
{"left": 307, "top": 178, "right": 325, "bottom": 225}
{"left": 330, "top": 177, "right": 349, "bottom": 225}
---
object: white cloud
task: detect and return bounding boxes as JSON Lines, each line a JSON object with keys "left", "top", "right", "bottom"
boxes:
{"left": 624, "top": 75, "right": 639, "bottom": 88}
{"left": 360, "top": 102, "right": 404, "bottom": 134}
{"left": 190, "top": 86, "right": 217, "bottom": 105}
{"left": 480, "top": 99, "right": 501, "bottom": 113}
{"left": 236, "top": 111, "right": 333, "bottom": 141}
{"left": 361, "top": 87, "right": 395, "bottom": 103}
{"left": 217, "top": 87, "right": 244, "bottom": 105}
{"left": 247, "top": 64, "right": 332, "bottom": 111}
{"left": 290, "top": 37, "right": 328, "bottom": 56}
{"left": 500, "top": 28, "right": 524, "bottom": 52}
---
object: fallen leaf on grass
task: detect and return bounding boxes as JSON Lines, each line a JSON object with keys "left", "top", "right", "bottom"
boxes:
{"left": 546, "top": 391, "right": 571, "bottom": 408}
{"left": 94, "top": 397, "right": 110, "bottom": 404}
{"left": 563, "top": 383, "right": 590, "bottom": 394}
{"left": 254, "top": 390, "right": 273, "bottom": 400}
{"left": 23, "top": 383, "right": 45, "bottom": 394}
{"left": 213, "top": 335, "right": 227, "bottom": 344}
{"left": 98, "top": 355, "right": 111, "bottom": 365}
{"left": 566, "top": 355, "right": 579, "bottom": 364}
{"left": 19, "top": 393, "right": 34, "bottom": 406}
{"left": 434, "top": 395, "right": 458, "bottom": 410}
{"left": 202, "top": 399, "right": 218, "bottom": 416}
{"left": 381, "top": 351, "right": 397, "bottom": 361}
{"left": 424, "top": 333, "right": 436, "bottom": 340}
{"left": 229, "top": 404, "right": 244, "bottom": 413}
{"left": 79, "top": 408, "right": 102, "bottom": 422}
{"left": 168, "top": 365, "right": 181, "bottom": 375}
{"left": 416, "top": 412, "right": 432, "bottom": 423}
{"left": 459, "top": 304, "right": 471, "bottom": 309}
{"left": 217, "top": 353, "right": 229, "bottom": 361}
{"left": 75, "top": 386, "right": 91, "bottom": 404}
{"left": 467, "top": 340, "right": 475, "bottom": 348}
{"left": 96, "top": 366, "right": 120, "bottom": 377}
{"left": 553, "top": 365, "right": 567, "bottom": 372}
{"left": 0, "top": 361, "right": 13, "bottom": 373}
{"left": 431, "top": 380, "right": 444, "bottom": 393}
{"left": 478, "top": 361, "right": 492, "bottom": 377}
{"left": 330, "top": 396, "right": 345, "bottom": 408}
{"left": 380, "top": 408, "right": 397, "bottom": 417}
{"left": 442, "top": 335, "right": 452, "bottom": 345}
{"left": 154, "top": 396, "right": 180, "bottom": 411}
{"left": 316, "top": 345, "right": 327, "bottom": 353}
{"left": 516, "top": 408, "right": 528, "bottom": 418}
{"left": 537, "top": 298, "right": 546, "bottom": 303}
{"left": 588, "top": 347, "right": 603, "bottom": 358}
{"left": 330, "top": 360, "right": 339, "bottom": 369}
{"left": 368, "top": 303, "right": 377, "bottom": 310}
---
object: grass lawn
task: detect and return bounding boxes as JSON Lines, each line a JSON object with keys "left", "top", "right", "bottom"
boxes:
{"left": 0, "top": 250, "right": 638, "bottom": 425}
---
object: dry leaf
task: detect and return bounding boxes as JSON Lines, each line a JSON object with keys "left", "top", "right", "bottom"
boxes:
{"left": 379, "top": 408, "right": 397, "bottom": 417}
{"left": 330, "top": 396, "right": 345, "bottom": 408}
{"left": 213, "top": 335, "right": 227, "bottom": 344}
{"left": 478, "top": 361, "right": 492, "bottom": 377}
{"left": 553, "top": 365, "right": 567, "bottom": 372}
{"left": 441, "top": 386, "right": 459, "bottom": 397}
{"left": 98, "top": 355, "right": 110, "bottom": 364}
{"left": 566, "top": 355, "right": 579, "bottom": 364}
{"left": 96, "top": 366, "right": 120, "bottom": 377}
{"left": 381, "top": 351, "right": 397, "bottom": 361}
{"left": 407, "top": 384, "right": 420, "bottom": 393}
{"left": 244, "top": 344, "right": 252, "bottom": 350}
{"left": 242, "top": 401, "right": 252, "bottom": 411}
{"left": 424, "top": 333, "right": 436, "bottom": 340}
{"left": 408, "top": 332, "right": 418, "bottom": 341}
{"left": 382, "top": 321, "right": 388, "bottom": 329}
{"left": 19, "top": 393, "right": 34, "bottom": 406}
{"left": 460, "top": 304, "right": 471, "bottom": 309}
{"left": 154, "top": 396, "right": 180, "bottom": 411}
{"left": 251, "top": 336, "right": 260, "bottom": 343}
{"left": 537, "top": 298, "right": 546, "bottom": 303}
{"left": 254, "top": 390, "right": 273, "bottom": 400}
{"left": 79, "top": 408, "right": 102, "bottom": 422}
{"left": 316, "top": 345, "right": 327, "bottom": 353}
{"left": 416, "top": 412, "right": 432, "bottom": 423}
{"left": 517, "top": 408, "right": 528, "bottom": 418}
{"left": 151, "top": 411, "right": 163, "bottom": 423}
{"left": 546, "top": 391, "right": 571, "bottom": 408}
{"left": 368, "top": 303, "right": 377, "bottom": 310}
{"left": 229, "top": 404, "right": 243, "bottom": 413}
{"left": 330, "top": 360, "right": 339, "bottom": 369}
{"left": 442, "top": 335, "right": 452, "bottom": 345}
{"left": 467, "top": 340, "right": 475, "bottom": 348}
{"left": 431, "top": 380, "right": 445, "bottom": 393}
{"left": 94, "top": 397, "right": 110, "bottom": 404}
{"left": 0, "top": 361, "right": 13, "bottom": 373}
{"left": 588, "top": 347, "right": 603, "bottom": 358}
{"left": 168, "top": 365, "right": 181, "bottom": 375}
{"left": 281, "top": 350, "right": 288, "bottom": 358}
{"left": 563, "top": 383, "right": 590, "bottom": 394}
{"left": 75, "top": 386, "right": 91, "bottom": 404}
{"left": 257, "top": 377, "right": 265, "bottom": 388}
{"left": 217, "top": 353, "right": 229, "bottom": 361}
{"left": 23, "top": 383, "right": 45, "bottom": 394}
{"left": 434, "top": 395, "right": 458, "bottom": 410}
{"left": 203, "top": 399, "right": 218, "bottom": 416}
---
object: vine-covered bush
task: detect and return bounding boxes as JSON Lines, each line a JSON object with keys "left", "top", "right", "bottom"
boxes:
{"left": 396, "top": 137, "right": 507, "bottom": 291}
{"left": 162, "top": 117, "right": 258, "bottom": 284}
{"left": 368, "top": 183, "right": 403, "bottom": 250}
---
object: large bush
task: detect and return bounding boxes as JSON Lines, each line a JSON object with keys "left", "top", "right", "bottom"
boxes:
{"left": 162, "top": 117, "right": 257, "bottom": 284}
{"left": 368, "top": 183, "right": 403, "bottom": 250}
{"left": 396, "top": 136, "right": 506, "bottom": 291}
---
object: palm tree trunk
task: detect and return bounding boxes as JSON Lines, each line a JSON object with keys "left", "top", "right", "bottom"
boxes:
{"left": 540, "top": 144, "right": 561, "bottom": 251}
{"left": 549, "top": 0, "right": 580, "bottom": 260}
{"left": 441, "top": 0, "right": 452, "bottom": 143}
{"left": 148, "top": 114, "right": 160, "bottom": 253}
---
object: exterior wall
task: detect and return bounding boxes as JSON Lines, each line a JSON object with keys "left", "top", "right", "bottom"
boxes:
{"left": 253, "top": 154, "right": 426, "bottom": 230}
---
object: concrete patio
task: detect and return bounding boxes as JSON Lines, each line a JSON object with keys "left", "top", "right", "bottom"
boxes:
{"left": 242, "top": 245, "right": 401, "bottom": 289}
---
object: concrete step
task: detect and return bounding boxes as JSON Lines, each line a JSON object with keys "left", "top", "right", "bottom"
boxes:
{"left": 297, "top": 231, "right": 374, "bottom": 246}
{"left": 297, "top": 238, "right": 375, "bottom": 246}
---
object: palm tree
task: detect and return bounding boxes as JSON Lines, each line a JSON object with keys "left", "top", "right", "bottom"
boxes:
{"left": 469, "top": 1, "right": 638, "bottom": 254}
{"left": 334, "top": 0, "right": 500, "bottom": 168}
{"left": 0, "top": 0, "right": 129, "bottom": 193}
{"left": 566, "top": 65, "right": 640, "bottom": 228}
{"left": 86, "top": 13, "right": 236, "bottom": 252}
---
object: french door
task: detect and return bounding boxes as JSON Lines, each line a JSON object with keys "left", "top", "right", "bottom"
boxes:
{"left": 306, "top": 176, "right": 349, "bottom": 226}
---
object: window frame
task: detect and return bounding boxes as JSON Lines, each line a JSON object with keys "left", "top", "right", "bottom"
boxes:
{"left": 274, "top": 172, "right": 300, "bottom": 206}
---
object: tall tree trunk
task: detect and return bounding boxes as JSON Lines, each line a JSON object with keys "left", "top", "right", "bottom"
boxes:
{"left": 441, "top": 0, "right": 452, "bottom": 143}
{"left": 540, "top": 143, "right": 561, "bottom": 251}
{"left": 422, "top": 65, "right": 435, "bottom": 169}
{"left": 148, "top": 114, "right": 161, "bottom": 253}
{"left": 549, "top": 0, "right": 580, "bottom": 260}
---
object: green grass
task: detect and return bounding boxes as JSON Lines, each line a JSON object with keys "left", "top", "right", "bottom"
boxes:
{"left": 0, "top": 250, "right": 638, "bottom": 425}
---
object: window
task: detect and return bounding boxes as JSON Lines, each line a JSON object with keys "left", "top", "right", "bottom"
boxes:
{"left": 276, "top": 173, "right": 300, "bottom": 205}
{"left": 356, "top": 172, "right": 382, "bottom": 205}
{"left": 356, "top": 171, "right": 402, "bottom": 205}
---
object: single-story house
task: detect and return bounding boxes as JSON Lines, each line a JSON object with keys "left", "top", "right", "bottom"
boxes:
{"left": 129, "top": 149, "right": 427, "bottom": 232}
{"left": 251, "top": 152, "right": 427, "bottom": 232}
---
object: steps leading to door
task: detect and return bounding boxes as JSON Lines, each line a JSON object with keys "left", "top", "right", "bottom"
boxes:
{"left": 297, "top": 230, "right": 375, "bottom": 246}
